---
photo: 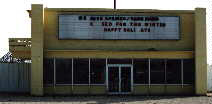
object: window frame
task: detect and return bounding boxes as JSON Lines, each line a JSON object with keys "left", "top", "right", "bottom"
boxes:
{"left": 55, "top": 58, "right": 73, "bottom": 85}
{"left": 43, "top": 58, "right": 54, "bottom": 86}
{"left": 182, "top": 59, "right": 195, "bottom": 85}
{"left": 166, "top": 59, "right": 182, "bottom": 84}
{"left": 150, "top": 59, "right": 166, "bottom": 84}
{"left": 73, "top": 58, "right": 90, "bottom": 85}
{"left": 45, "top": 58, "right": 194, "bottom": 88}
{"left": 90, "top": 58, "right": 106, "bottom": 85}
{"left": 133, "top": 59, "right": 149, "bottom": 84}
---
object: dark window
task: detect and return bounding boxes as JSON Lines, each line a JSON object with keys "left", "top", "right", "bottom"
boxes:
{"left": 166, "top": 59, "right": 181, "bottom": 84}
{"left": 133, "top": 59, "right": 149, "bottom": 84}
{"left": 43, "top": 58, "right": 54, "bottom": 85}
{"left": 90, "top": 59, "right": 106, "bottom": 84}
{"left": 73, "top": 58, "right": 89, "bottom": 84}
{"left": 108, "top": 59, "right": 131, "bottom": 64}
{"left": 183, "top": 59, "right": 195, "bottom": 84}
{"left": 56, "top": 59, "right": 72, "bottom": 84}
{"left": 150, "top": 59, "right": 165, "bottom": 84}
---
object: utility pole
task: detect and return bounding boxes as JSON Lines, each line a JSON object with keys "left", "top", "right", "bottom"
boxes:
{"left": 114, "top": 0, "right": 116, "bottom": 9}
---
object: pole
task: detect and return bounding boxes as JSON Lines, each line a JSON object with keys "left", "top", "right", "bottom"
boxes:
{"left": 114, "top": 0, "right": 116, "bottom": 9}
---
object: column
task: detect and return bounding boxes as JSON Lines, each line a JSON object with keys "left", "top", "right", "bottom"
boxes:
{"left": 195, "top": 8, "right": 207, "bottom": 95}
{"left": 31, "top": 4, "right": 44, "bottom": 96}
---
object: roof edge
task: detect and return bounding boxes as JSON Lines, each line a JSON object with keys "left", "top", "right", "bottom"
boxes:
{"left": 44, "top": 8, "right": 195, "bottom": 14}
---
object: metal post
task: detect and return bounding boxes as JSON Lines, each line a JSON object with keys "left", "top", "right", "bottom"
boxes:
{"left": 119, "top": 66, "right": 121, "bottom": 93}
{"left": 72, "top": 58, "right": 74, "bottom": 91}
{"left": 164, "top": 59, "right": 167, "bottom": 94}
{"left": 53, "top": 58, "right": 56, "bottom": 94}
{"left": 131, "top": 59, "right": 133, "bottom": 93}
{"left": 148, "top": 59, "right": 151, "bottom": 88}
{"left": 181, "top": 59, "right": 184, "bottom": 88}
{"left": 114, "top": 0, "right": 116, "bottom": 9}
{"left": 88, "top": 58, "right": 91, "bottom": 94}
{"left": 106, "top": 58, "right": 108, "bottom": 92}
{"left": 165, "top": 59, "right": 167, "bottom": 84}
{"left": 54, "top": 58, "right": 56, "bottom": 87}
{"left": 148, "top": 58, "right": 151, "bottom": 95}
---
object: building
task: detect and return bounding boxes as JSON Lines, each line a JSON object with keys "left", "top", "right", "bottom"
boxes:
{"left": 9, "top": 4, "right": 207, "bottom": 96}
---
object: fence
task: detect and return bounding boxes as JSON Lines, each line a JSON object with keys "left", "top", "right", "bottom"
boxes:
{"left": 0, "top": 63, "right": 30, "bottom": 93}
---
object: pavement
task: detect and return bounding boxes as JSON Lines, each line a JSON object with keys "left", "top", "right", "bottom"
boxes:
{"left": 0, "top": 94, "right": 211, "bottom": 104}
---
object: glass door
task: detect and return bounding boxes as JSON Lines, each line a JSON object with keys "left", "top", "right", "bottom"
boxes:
{"left": 107, "top": 64, "right": 133, "bottom": 94}
{"left": 108, "top": 66, "right": 119, "bottom": 93}
{"left": 121, "top": 67, "right": 132, "bottom": 92}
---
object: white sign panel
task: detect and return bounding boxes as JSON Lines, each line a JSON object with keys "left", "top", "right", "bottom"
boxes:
{"left": 59, "top": 15, "right": 180, "bottom": 40}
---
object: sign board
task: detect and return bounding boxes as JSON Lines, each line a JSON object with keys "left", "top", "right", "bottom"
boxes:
{"left": 59, "top": 15, "right": 180, "bottom": 40}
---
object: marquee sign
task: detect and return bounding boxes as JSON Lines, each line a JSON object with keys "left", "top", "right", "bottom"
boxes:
{"left": 59, "top": 15, "right": 180, "bottom": 40}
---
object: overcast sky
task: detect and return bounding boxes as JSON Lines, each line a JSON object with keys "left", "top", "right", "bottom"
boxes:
{"left": 0, "top": 0, "right": 211, "bottom": 64}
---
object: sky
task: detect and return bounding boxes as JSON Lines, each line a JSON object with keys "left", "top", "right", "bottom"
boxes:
{"left": 0, "top": 0, "right": 211, "bottom": 64}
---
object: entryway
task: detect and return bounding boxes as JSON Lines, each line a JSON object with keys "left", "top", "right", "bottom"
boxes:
{"left": 106, "top": 64, "right": 133, "bottom": 94}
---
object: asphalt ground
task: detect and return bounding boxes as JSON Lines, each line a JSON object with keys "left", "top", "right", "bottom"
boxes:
{"left": 0, "top": 94, "right": 211, "bottom": 104}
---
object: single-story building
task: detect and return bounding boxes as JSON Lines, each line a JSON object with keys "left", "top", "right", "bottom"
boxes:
{"left": 9, "top": 4, "right": 207, "bottom": 96}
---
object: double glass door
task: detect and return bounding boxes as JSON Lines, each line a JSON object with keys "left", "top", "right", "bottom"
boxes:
{"left": 106, "top": 64, "right": 133, "bottom": 94}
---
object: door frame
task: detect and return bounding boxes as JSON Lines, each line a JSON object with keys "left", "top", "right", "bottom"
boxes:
{"left": 106, "top": 64, "right": 133, "bottom": 94}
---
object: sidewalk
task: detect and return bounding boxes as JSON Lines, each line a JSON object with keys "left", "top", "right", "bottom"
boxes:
{"left": 0, "top": 94, "right": 211, "bottom": 104}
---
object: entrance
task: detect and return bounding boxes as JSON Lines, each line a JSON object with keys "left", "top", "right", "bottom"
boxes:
{"left": 106, "top": 64, "right": 133, "bottom": 94}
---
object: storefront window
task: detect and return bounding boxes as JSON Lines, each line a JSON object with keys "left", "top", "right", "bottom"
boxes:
{"left": 73, "top": 58, "right": 89, "bottom": 84}
{"left": 133, "top": 59, "right": 149, "bottom": 84}
{"left": 44, "top": 58, "right": 195, "bottom": 86}
{"left": 43, "top": 58, "right": 54, "bottom": 85}
{"left": 90, "top": 59, "right": 106, "bottom": 84}
{"left": 166, "top": 59, "right": 181, "bottom": 84}
{"left": 183, "top": 59, "right": 195, "bottom": 84}
{"left": 150, "top": 59, "right": 165, "bottom": 84}
{"left": 56, "top": 59, "right": 72, "bottom": 84}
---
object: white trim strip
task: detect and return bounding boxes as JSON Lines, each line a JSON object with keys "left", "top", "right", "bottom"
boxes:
{"left": 51, "top": 84, "right": 192, "bottom": 86}
{"left": 106, "top": 58, "right": 108, "bottom": 91}
{"left": 131, "top": 59, "right": 134, "bottom": 93}
{"left": 107, "top": 64, "right": 132, "bottom": 67}
{"left": 165, "top": 59, "right": 167, "bottom": 84}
